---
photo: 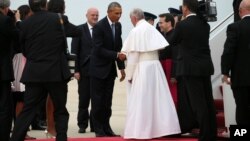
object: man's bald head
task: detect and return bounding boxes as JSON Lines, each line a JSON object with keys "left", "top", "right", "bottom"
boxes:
{"left": 87, "top": 7, "right": 98, "bottom": 15}
{"left": 86, "top": 7, "right": 99, "bottom": 26}
{"left": 239, "top": 0, "right": 250, "bottom": 18}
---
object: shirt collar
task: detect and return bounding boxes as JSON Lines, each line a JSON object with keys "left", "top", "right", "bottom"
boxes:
{"left": 87, "top": 22, "right": 93, "bottom": 30}
{"left": 186, "top": 13, "right": 196, "bottom": 18}
{"left": 107, "top": 16, "right": 114, "bottom": 26}
{"left": 242, "top": 14, "right": 250, "bottom": 19}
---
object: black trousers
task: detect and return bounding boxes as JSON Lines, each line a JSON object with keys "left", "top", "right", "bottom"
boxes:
{"left": 77, "top": 75, "right": 93, "bottom": 130}
{"left": 232, "top": 86, "right": 250, "bottom": 125}
{"left": 177, "top": 76, "right": 217, "bottom": 141}
{"left": 90, "top": 76, "right": 115, "bottom": 135}
{"left": 0, "top": 81, "right": 13, "bottom": 141}
{"left": 10, "top": 82, "right": 69, "bottom": 141}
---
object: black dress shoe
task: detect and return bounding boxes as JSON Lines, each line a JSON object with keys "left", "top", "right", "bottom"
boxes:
{"left": 31, "top": 125, "right": 46, "bottom": 130}
{"left": 95, "top": 129, "right": 108, "bottom": 137}
{"left": 163, "top": 133, "right": 182, "bottom": 138}
{"left": 39, "top": 120, "right": 47, "bottom": 127}
{"left": 105, "top": 128, "right": 119, "bottom": 137}
{"left": 78, "top": 128, "right": 86, "bottom": 133}
{"left": 95, "top": 133, "right": 107, "bottom": 137}
{"left": 107, "top": 134, "right": 120, "bottom": 137}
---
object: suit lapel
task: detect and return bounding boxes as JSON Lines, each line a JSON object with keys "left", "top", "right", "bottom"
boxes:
{"left": 83, "top": 23, "right": 92, "bottom": 40}
{"left": 114, "top": 23, "right": 118, "bottom": 40}
{"left": 104, "top": 17, "right": 115, "bottom": 48}
{"left": 104, "top": 17, "right": 114, "bottom": 41}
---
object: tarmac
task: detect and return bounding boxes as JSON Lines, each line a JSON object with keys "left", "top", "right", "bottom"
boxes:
{"left": 27, "top": 77, "right": 127, "bottom": 139}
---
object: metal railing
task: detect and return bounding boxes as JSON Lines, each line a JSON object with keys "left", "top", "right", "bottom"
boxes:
{"left": 210, "top": 13, "right": 234, "bottom": 83}
{"left": 210, "top": 12, "right": 234, "bottom": 33}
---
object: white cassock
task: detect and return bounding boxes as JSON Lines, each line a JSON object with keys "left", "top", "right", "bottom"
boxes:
{"left": 122, "top": 20, "right": 181, "bottom": 139}
{"left": 12, "top": 53, "right": 26, "bottom": 92}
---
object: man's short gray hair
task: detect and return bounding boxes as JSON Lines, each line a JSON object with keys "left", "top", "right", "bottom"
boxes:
{"left": 130, "top": 8, "right": 145, "bottom": 20}
{"left": 0, "top": 0, "right": 10, "bottom": 8}
{"left": 108, "top": 1, "right": 121, "bottom": 11}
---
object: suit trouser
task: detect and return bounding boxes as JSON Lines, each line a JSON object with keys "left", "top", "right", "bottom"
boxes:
{"left": 90, "top": 76, "right": 115, "bottom": 135}
{"left": 10, "top": 82, "right": 69, "bottom": 141}
{"left": 177, "top": 76, "right": 217, "bottom": 141}
{"left": 232, "top": 86, "right": 250, "bottom": 125}
{"left": 0, "top": 81, "right": 13, "bottom": 141}
{"left": 77, "top": 75, "right": 93, "bottom": 130}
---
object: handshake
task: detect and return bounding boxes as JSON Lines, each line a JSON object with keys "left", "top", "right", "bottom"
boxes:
{"left": 118, "top": 52, "right": 126, "bottom": 61}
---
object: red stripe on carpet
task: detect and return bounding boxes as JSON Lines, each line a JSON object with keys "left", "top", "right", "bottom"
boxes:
{"left": 26, "top": 137, "right": 197, "bottom": 141}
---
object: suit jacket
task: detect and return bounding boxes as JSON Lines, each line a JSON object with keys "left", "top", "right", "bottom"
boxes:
{"left": 89, "top": 16, "right": 125, "bottom": 79}
{"left": 71, "top": 23, "right": 93, "bottom": 76}
{"left": 171, "top": 15, "right": 214, "bottom": 76}
{"left": 62, "top": 15, "right": 82, "bottom": 37}
{"left": 0, "top": 12, "right": 19, "bottom": 81}
{"left": 19, "top": 11, "right": 72, "bottom": 82}
{"left": 221, "top": 16, "right": 250, "bottom": 87}
{"left": 233, "top": 0, "right": 242, "bottom": 22}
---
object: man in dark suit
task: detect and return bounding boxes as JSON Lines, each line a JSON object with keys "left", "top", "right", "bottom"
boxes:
{"left": 0, "top": 0, "right": 18, "bottom": 140}
{"left": 171, "top": 0, "right": 217, "bottom": 140}
{"left": 89, "top": 1, "right": 125, "bottom": 137}
{"left": 221, "top": 0, "right": 250, "bottom": 126}
{"left": 233, "top": 0, "right": 243, "bottom": 22}
{"left": 71, "top": 7, "right": 99, "bottom": 134}
{"left": 10, "top": 0, "right": 72, "bottom": 141}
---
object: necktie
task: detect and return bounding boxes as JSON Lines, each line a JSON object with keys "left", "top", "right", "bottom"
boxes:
{"left": 90, "top": 27, "right": 93, "bottom": 38}
{"left": 111, "top": 23, "right": 115, "bottom": 40}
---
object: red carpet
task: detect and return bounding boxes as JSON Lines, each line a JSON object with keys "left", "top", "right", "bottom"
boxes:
{"left": 26, "top": 137, "right": 198, "bottom": 141}
{"left": 25, "top": 135, "right": 229, "bottom": 141}
{"left": 25, "top": 130, "right": 229, "bottom": 141}
{"left": 25, "top": 128, "right": 229, "bottom": 141}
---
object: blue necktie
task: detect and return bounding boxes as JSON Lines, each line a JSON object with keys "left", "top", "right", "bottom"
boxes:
{"left": 111, "top": 23, "right": 115, "bottom": 40}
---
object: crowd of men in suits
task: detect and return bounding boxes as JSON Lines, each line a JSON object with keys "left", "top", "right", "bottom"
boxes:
{"left": 1, "top": 0, "right": 250, "bottom": 140}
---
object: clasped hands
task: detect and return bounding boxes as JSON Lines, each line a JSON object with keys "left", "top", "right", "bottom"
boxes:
{"left": 222, "top": 75, "right": 231, "bottom": 85}
{"left": 118, "top": 52, "right": 126, "bottom": 61}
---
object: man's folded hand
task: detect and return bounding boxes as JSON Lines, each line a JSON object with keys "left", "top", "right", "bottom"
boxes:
{"left": 120, "top": 69, "right": 126, "bottom": 82}
{"left": 118, "top": 52, "right": 126, "bottom": 61}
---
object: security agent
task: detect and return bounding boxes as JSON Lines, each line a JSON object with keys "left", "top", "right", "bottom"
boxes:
{"left": 169, "top": 7, "right": 183, "bottom": 16}
{"left": 0, "top": 0, "right": 19, "bottom": 140}
{"left": 10, "top": 0, "right": 71, "bottom": 141}
{"left": 170, "top": 0, "right": 217, "bottom": 140}
{"left": 144, "top": 11, "right": 157, "bottom": 25}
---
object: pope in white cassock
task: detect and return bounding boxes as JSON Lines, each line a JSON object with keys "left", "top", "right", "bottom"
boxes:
{"left": 122, "top": 8, "right": 181, "bottom": 139}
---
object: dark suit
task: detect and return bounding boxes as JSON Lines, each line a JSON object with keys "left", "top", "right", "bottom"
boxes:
{"left": 171, "top": 15, "right": 217, "bottom": 141}
{"left": 221, "top": 16, "right": 250, "bottom": 125}
{"left": 89, "top": 16, "right": 124, "bottom": 136}
{"left": 233, "top": 0, "right": 242, "bottom": 22}
{"left": 0, "top": 11, "right": 18, "bottom": 141}
{"left": 10, "top": 11, "right": 72, "bottom": 141}
{"left": 71, "top": 23, "right": 94, "bottom": 131}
